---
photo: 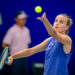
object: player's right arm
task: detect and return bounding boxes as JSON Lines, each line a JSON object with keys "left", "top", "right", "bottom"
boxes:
{"left": 11, "top": 37, "right": 50, "bottom": 59}
{"left": 7, "top": 37, "right": 50, "bottom": 65}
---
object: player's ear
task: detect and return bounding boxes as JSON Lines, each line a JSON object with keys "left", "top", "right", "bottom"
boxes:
{"left": 65, "top": 25, "right": 69, "bottom": 31}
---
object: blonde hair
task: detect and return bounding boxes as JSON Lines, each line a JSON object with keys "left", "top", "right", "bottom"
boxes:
{"left": 59, "top": 14, "right": 73, "bottom": 34}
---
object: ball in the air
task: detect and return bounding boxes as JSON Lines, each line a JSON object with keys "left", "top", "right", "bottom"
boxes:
{"left": 35, "top": 6, "right": 42, "bottom": 13}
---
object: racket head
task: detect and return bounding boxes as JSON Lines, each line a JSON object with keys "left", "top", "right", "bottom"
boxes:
{"left": 0, "top": 47, "right": 9, "bottom": 70}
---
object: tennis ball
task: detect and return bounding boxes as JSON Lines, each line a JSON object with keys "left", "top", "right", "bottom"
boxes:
{"left": 35, "top": 6, "right": 42, "bottom": 13}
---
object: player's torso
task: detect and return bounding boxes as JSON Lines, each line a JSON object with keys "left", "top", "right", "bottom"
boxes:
{"left": 43, "top": 37, "right": 71, "bottom": 75}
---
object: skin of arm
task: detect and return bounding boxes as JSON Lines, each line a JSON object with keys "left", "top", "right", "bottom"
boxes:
{"left": 37, "top": 13, "right": 72, "bottom": 54}
{"left": 11, "top": 38, "right": 50, "bottom": 59}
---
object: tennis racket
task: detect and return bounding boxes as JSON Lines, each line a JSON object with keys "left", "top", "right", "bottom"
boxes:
{"left": 0, "top": 47, "right": 9, "bottom": 70}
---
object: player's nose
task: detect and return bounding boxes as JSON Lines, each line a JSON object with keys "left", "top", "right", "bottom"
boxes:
{"left": 55, "top": 23, "right": 59, "bottom": 27}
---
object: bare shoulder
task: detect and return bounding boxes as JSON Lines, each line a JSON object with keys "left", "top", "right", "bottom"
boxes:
{"left": 40, "top": 37, "right": 52, "bottom": 46}
{"left": 38, "top": 37, "right": 52, "bottom": 51}
{"left": 45, "top": 37, "right": 52, "bottom": 42}
{"left": 63, "top": 35, "right": 72, "bottom": 54}
{"left": 65, "top": 35, "right": 72, "bottom": 44}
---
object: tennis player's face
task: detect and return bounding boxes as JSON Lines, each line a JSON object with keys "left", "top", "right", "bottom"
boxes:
{"left": 15, "top": 18, "right": 27, "bottom": 26}
{"left": 53, "top": 15, "right": 68, "bottom": 34}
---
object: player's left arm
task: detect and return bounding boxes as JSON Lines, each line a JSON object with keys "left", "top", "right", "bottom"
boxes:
{"left": 53, "top": 33, "right": 72, "bottom": 54}
{"left": 37, "top": 12, "right": 72, "bottom": 54}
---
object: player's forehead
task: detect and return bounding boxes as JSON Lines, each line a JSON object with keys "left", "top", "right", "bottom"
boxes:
{"left": 55, "top": 15, "right": 67, "bottom": 22}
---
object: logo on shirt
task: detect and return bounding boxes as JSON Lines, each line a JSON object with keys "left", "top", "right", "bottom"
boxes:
{"left": 46, "top": 40, "right": 56, "bottom": 50}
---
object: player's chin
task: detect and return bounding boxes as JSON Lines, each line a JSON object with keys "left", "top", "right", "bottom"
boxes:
{"left": 55, "top": 28, "right": 60, "bottom": 31}
{"left": 55, "top": 29, "right": 61, "bottom": 33}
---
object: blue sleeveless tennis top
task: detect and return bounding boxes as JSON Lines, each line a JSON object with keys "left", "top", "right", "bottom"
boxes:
{"left": 43, "top": 37, "right": 72, "bottom": 75}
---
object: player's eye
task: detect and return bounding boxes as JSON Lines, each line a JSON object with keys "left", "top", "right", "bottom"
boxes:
{"left": 60, "top": 20, "right": 63, "bottom": 24}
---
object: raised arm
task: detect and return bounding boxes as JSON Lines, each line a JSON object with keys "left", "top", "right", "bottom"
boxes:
{"left": 37, "top": 13, "right": 72, "bottom": 44}
{"left": 37, "top": 13, "right": 72, "bottom": 54}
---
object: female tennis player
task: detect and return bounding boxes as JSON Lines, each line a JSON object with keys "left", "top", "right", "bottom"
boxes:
{"left": 7, "top": 12, "right": 73, "bottom": 75}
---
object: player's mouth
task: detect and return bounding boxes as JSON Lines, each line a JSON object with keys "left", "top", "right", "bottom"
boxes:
{"left": 55, "top": 26, "right": 58, "bottom": 29}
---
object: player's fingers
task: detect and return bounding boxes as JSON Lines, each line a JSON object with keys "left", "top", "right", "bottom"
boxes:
{"left": 6, "top": 62, "right": 11, "bottom": 65}
{"left": 42, "top": 12, "right": 46, "bottom": 18}
{"left": 44, "top": 12, "right": 46, "bottom": 17}
{"left": 6, "top": 59, "right": 13, "bottom": 65}
{"left": 6, "top": 56, "right": 13, "bottom": 65}
{"left": 42, "top": 13, "right": 45, "bottom": 17}
{"left": 37, "top": 17, "right": 42, "bottom": 20}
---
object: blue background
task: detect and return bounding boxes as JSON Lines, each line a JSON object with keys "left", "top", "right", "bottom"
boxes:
{"left": 0, "top": 0, "right": 75, "bottom": 75}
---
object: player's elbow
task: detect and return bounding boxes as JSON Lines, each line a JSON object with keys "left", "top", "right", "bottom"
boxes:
{"left": 64, "top": 49, "right": 71, "bottom": 54}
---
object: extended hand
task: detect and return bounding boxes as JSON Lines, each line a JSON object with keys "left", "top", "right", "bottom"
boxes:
{"left": 37, "top": 12, "right": 47, "bottom": 22}
{"left": 6, "top": 56, "right": 13, "bottom": 65}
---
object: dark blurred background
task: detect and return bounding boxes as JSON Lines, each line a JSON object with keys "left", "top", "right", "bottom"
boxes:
{"left": 0, "top": 0, "right": 75, "bottom": 75}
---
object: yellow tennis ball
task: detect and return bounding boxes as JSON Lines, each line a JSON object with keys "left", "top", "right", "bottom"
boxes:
{"left": 35, "top": 6, "right": 42, "bottom": 13}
